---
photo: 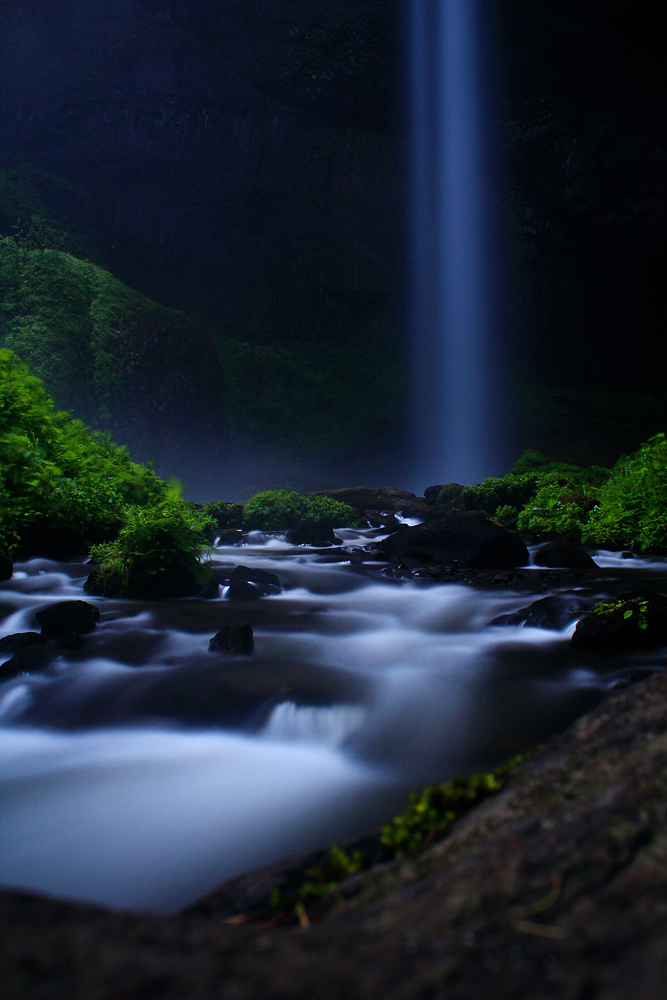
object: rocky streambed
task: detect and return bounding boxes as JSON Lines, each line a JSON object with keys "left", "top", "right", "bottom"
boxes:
{"left": 2, "top": 510, "right": 667, "bottom": 998}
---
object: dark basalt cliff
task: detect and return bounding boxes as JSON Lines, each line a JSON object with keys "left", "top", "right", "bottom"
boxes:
{"left": 0, "top": 0, "right": 664, "bottom": 390}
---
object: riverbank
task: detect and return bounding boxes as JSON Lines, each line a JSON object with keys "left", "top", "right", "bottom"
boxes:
{"left": 3, "top": 664, "right": 667, "bottom": 998}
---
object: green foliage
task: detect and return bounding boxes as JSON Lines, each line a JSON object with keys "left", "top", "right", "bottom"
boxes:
{"left": 202, "top": 501, "right": 244, "bottom": 531}
{"left": 0, "top": 349, "right": 163, "bottom": 554}
{"left": 242, "top": 490, "right": 354, "bottom": 532}
{"left": 379, "top": 772, "right": 503, "bottom": 857}
{"left": 592, "top": 596, "right": 650, "bottom": 630}
{"left": 458, "top": 473, "right": 539, "bottom": 517}
{"left": 582, "top": 434, "right": 667, "bottom": 551}
{"left": 89, "top": 493, "right": 212, "bottom": 598}
{"left": 495, "top": 504, "right": 519, "bottom": 522}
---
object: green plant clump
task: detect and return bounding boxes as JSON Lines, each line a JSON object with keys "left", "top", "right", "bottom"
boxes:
{"left": 0, "top": 348, "right": 163, "bottom": 555}
{"left": 243, "top": 490, "right": 354, "bottom": 532}
{"left": 379, "top": 772, "right": 503, "bottom": 857}
{"left": 88, "top": 494, "right": 212, "bottom": 599}
{"left": 582, "top": 433, "right": 667, "bottom": 551}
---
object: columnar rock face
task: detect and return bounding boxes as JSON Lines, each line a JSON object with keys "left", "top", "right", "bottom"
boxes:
{"left": 0, "top": 1, "right": 664, "bottom": 389}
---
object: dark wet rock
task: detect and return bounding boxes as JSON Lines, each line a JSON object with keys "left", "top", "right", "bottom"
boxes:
{"left": 85, "top": 563, "right": 206, "bottom": 600}
{"left": 534, "top": 539, "right": 598, "bottom": 569}
{"left": 381, "top": 510, "right": 530, "bottom": 569}
{"left": 226, "top": 566, "right": 282, "bottom": 601}
{"left": 286, "top": 520, "right": 336, "bottom": 546}
{"left": 197, "top": 578, "right": 221, "bottom": 600}
{"left": 0, "top": 632, "right": 47, "bottom": 655}
{"left": 59, "top": 632, "right": 84, "bottom": 650}
{"left": 572, "top": 592, "right": 667, "bottom": 648}
{"left": 0, "top": 643, "right": 55, "bottom": 679}
{"left": 35, "top": 600, "right": 100, "bottom": 637}
{"left": 209, "top": 621, "right": 255, "bottom": 655}
{"left": 307, "top": 488, "right": 432, "bottom": 520}
{"left": 0, "top": 552, "right": 12, "bottom": 581}
{"left": 490, "top": 593, "right": 591, "bottom": 630}
{"left": 360, "top": 512, "right": 408, "bottom": 532}
{"left": 215, "top": 529, "right": 244, "bottom": 546}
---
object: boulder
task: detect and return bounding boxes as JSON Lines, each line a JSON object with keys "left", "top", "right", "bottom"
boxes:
{"left": 0, "top": 632, "right": 47, "bottom": 655}
{"left": 286, "top": 520, "right": 337, "bottom": 546}
{"left": 490, "top": 593, "right": 590, "bottom": 630}
{"left": 0, "top": 552, "right": 12, "bottom": 581}
{"left": 307, "top": 488, "right": 432, "bottom": 520}
{"left": 35, "top": 600, "right": 100, "bottom": 637}
{"left": 381, "top": 511, "right": 530, "bottom": 569}
{"left": 0, "top": 643, "right": 55, "bottom": 679}
{"left": 226, "top": 566, "right": 282, "bottom": 601}
{"left": 533, "top": 539, "right": 598, "bottom": 569}
{"left": 572, "top": 592, "right": 667, "bottom": 648}
{"left": 209, "top": 621, "right": 255, "bottom": 655}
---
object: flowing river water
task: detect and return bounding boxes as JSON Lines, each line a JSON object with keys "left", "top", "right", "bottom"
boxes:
{"left": 1, "top": 524, "right": 666, "bottom": 914}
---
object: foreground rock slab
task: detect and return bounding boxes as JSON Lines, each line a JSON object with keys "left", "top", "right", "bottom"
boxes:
{"left": 5, "top": 670, "right": 667, "bottom": 998}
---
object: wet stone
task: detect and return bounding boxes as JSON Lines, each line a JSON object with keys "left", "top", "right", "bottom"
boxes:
{"left": 209, "top": 621, "right": 255, "bottom": 655}
{"left": 35, "top": 600, "right": 100, "bottom": 637}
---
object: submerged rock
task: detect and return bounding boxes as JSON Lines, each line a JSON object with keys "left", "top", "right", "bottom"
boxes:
{"left": 286, "top": 520, "right": 336, "bottom": 546}
{"left": 0, "top": 632, "right": 47, "bottom": 655}
{"left": 226, "top": 566, "right": 282, "bottom": 601}
{"left": 1, "top": 643, "right": 55, "bottom": 679}
{"left": 35, "top": 600, "right": 100, "bottom": 637}
{"left": 490, "top": 593, "right": 591, "bottom": 630}
{"left": 381, "top": 510, "right": 530, "bottom": 569}
{"left": 209, "top": 621, "right": 255, "bottom": 655}
{"left": 572, "top": 592, "right": 667, "bottom": 648}
{"left": 534, "top": 539, "right": 598, "bottom": 569}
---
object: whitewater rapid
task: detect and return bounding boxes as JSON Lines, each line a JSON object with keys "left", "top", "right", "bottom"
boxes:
{"left": 1, "top": 527, "right": 663, "bottom": 912}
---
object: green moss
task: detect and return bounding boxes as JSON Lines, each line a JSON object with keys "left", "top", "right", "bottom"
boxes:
{"left": 242, "top": 490, "right": 354, "bottom": 532}
{"left": 0, "top": 348, "right": 163, "bottom": 555}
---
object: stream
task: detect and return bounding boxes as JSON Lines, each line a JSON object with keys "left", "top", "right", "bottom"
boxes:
{"left": 1, "top": 525, "right": 666, "bottom": 914}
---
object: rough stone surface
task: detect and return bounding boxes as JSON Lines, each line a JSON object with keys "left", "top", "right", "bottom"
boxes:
{"left": 534, "top": 539, "right": 598, "bottom": 569}
{"left": 209, "top": 621, "right": 255, "bottom": 655}
{"left": 226, "top": 565, "right": 282, "bottom": 601}
{"left": 285, "top": 520, "right": 336, "bottom": 546}
{"left": 0, "top": 632, "right": 47, "bottom": 655}
{"left": 35, "top": 600, "right": 100, "bottom": 637}
{"left": 6, "top": 671, "right": 667, "bottom": 997}
{"left": 381, "top": 511, "right": 530, "bottom": 569}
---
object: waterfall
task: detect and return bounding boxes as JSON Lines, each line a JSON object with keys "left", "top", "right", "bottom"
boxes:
{"left": 408, "top": 0, "right": 503, "bottom": 490}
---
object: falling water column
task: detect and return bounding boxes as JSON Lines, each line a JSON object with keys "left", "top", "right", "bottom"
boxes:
{"left": 409, "top": 0, "right": 499, "bottom": 489}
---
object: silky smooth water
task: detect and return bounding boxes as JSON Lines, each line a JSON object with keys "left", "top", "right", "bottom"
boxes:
{"left": 1, "top": 529, "right": 662, "bottom": 914}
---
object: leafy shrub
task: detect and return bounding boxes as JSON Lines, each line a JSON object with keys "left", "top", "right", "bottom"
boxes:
{"left": 0, "top": 349, "right": 163, "bottom": 555}
{"left": 88, "top": 495, "right": 212, "bottom": 598}
{"left": 202, "top": 501, "right": 244, "bottom": 531}
{"left": 459, "top": 474, "right": 539, "bottom": 517}
{"left": 242, "top": 490, "right": 354, "bottom": 532}
{"left": 582, "top": 433, "right": 667, "bottom": 551}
